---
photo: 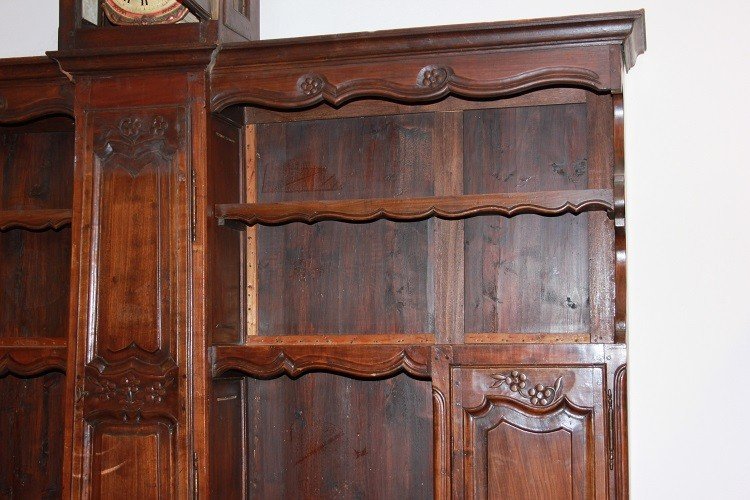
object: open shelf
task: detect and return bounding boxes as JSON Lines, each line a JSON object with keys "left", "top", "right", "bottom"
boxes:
{"left": 0, "top": 116, "right": 73, "bottom": 498}
{"left": 216, "top": 188, "right": 613, "bottom": 227}
{"left": 0, "top": 209, "right": 73, "bottom": 231}
{"left": 0, "top": 339, "right": 67, "bottom": 376}
{"left": 211, "top": 344, "right": 432, "bottom": 379}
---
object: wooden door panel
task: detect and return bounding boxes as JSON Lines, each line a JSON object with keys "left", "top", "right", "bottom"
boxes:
{"left": 452, "top": 366, "right": 606, "bottom": 500}
{"left": 488, "top": 424, "right": 573, "bottom": 500}
{"left": 75, "top": 103, "right": 191, "bottom": 498}
{"left": 88, "top": 420, "right": 176, "bottom": 499}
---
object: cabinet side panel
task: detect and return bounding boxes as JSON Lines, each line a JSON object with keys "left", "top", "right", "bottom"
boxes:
{"left": 208, "top": 378, "right": 246, "bottom": 500}
{"left": 208, "top": 116, "right": 244, "bottom": 345}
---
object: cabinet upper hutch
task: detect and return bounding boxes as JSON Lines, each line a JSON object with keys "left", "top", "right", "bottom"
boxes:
{"left": 0, "top": 3, "right": 644, "bottom": 498}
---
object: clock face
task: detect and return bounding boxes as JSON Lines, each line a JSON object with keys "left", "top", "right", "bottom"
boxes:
{"left": 103, "top": 0, "right": 189, "bottom": 25}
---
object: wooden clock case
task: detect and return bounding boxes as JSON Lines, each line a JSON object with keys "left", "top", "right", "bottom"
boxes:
{"left": 0, "top": 6, "right": 644, "bottom": 498}
{"left": 58, "top": 0, "right": 259, "bottom": 49}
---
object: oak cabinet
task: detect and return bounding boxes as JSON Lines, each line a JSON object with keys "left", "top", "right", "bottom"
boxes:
{"left": 0, "top": 8, "right": 644, "bottom": 499}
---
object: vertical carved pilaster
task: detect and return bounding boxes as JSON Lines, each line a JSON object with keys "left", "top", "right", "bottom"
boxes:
{"left": 78, "top": 107, "right": 189, "bottom": 498}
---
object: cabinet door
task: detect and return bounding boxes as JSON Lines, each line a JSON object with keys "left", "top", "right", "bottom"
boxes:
{"left": 452, "top": 366, "right": 608, "bottom": 499}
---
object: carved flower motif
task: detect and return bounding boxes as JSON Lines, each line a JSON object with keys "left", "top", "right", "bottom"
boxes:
{"left": 151, "top": 116, "right": 168, "bottom": 137}
{"left": 420, "top": 67, "right": 449, "bottom": 88}
{"left": 120, "top": 375, "right": 141, "bottom": 404}
{"left": 118, "top": 117, "right": 143, "bottom": 138}
{"left": 145, "top": 382, "right": 167, "bottom": 404}
{"left": 92, "top": 379, "right": 118, "bottom": 401}
{"left": 300, "top": 76, "right": 324, "bottom": 96}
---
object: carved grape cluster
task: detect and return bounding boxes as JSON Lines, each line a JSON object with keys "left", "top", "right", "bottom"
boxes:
{"left": 527, "top": 383, "right": 556, "bottom": 406}
{"left": 498, "top": 370, "right": 527, "bottom": 392}
{"left": 299, "top": 76, "right": 324, "bottom": 96}
{"left": 490, "top": 371, "right": 564, "bottom": 407}
{"left": 419, "top": 66, "right": 449, "bottom": 88}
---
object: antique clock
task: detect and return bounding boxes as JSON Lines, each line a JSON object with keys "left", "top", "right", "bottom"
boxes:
{"left": 102, "top": 0, "right": 190, "bottom": 26}
{"left": 58, "top": 0, "right": 259, "bottom": 49}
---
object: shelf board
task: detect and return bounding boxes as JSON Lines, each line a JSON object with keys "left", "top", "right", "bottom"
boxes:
{"left": 0, "top": 209, "right": 73, "bottom": 231}
{"left": 216, "top": 188, "right": 613, "bottom": 227}
{"left": 211, "top": 344, "right": 432, "bottom": 380}
{"left": 244, "top": 334, "right": 435, "bottom": 345}
{"left": 0, "top": 339, "right": 67, "bottom": 376}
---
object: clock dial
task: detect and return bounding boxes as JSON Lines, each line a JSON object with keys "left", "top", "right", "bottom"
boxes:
{"left": 103, "top": 0, "right": 189, "bottom": 25}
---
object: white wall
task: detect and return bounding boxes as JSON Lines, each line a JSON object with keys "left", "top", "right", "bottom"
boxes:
{"left": 2, "top": 1, "right": 749, "bottom": 498}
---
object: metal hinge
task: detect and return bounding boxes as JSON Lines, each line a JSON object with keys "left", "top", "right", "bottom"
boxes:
{"left": 607, "top": 389, "right": 615, "bottom": 471}
{"left": 190, "top": 168, "right": 197, "bottom": 243}
{"left": 193, "top": 452, "right": 199, "bottom": 497}
{"left": 75, "top": 385, "right": 89, "bottom": 404}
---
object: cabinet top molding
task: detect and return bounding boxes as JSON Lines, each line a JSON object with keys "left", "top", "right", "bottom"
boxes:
{"left": 0, "top": 57, "right": 69, "bottom": 82}
{"left": 210, "top": 10, "right": 645, "bottom": 111}
{"left": 216, "top": 10, "right": 645, "bottom": 70}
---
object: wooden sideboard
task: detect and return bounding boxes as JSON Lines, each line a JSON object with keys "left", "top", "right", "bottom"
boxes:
{"left": 0, "top": 9, "right": 645, "bottom": 499}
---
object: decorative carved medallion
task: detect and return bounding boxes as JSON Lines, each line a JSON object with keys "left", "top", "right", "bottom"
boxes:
{"left": 418, "top": 65, "right": 450, "bottom": 88}
{"left": 298, "top": 75, "right": 325, "bottom": 96}
{"left": 490, "top": 370, "right": 563, "bottom": 407}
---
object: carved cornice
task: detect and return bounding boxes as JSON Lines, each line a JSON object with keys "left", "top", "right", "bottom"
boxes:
{"left": 212, "top": 65, "right": 604, "bottom": 112}
{"left": 211, "top": 345, "right": 431, "bottom": 380}
{"left": 0, "top": 57, "right": 69, "bottom": 82}
{"left": 0, "top": 57, "right": 73, "bottom": 123}
{"left": 211, "top": 11, "right": 645, "bottom": 111}
{"left": 0, "top": 346, "right": 67, "bottom": 376}
{"left": 0, "top": 209, "right": 72, "bottom": 232}
{"left": 215, "top": 10, "right": 645, "bottom": 70}
{"left": 49, "top": 44, "right": 217, "bottom": 77}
